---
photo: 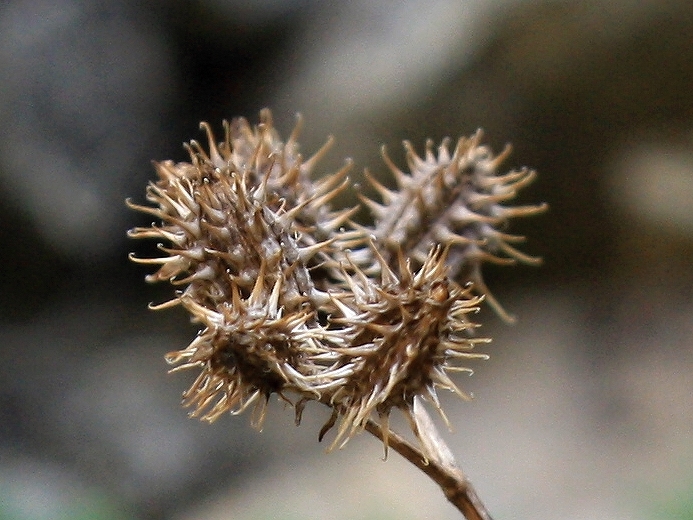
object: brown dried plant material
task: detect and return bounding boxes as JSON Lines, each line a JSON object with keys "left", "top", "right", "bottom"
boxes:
{"left": 128, "top": 110, "right": 351, "bottom": 426}
{"left": 128, "top": 110, "right": 545, "bottom": 520}
{"left": 319, "top": 246, "right": 489, "bottom": 454}
{"left": 357, "top": 132, "right": 547, "bottom": 321}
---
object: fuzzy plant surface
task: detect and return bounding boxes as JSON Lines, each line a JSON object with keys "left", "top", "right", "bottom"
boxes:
{"left": 128, "top": 109, "right": 545, "bottom": 519}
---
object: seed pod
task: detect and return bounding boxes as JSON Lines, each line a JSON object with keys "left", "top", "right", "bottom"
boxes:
{"left": 318, "top": 246, "right": 489, "bottom": 453}
{"left": 358, "top": 132, "right": 547, "bottom": 321}
{"left": 127, "top": 111, "right": 352, "bottom": 426}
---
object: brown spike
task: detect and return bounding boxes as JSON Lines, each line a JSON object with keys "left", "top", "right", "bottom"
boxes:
{"left": 276, "top": 161, "right": 302, "bottom": 189}
{"left": 369, "top": 242, "right": 399, "bottom": 287}
{"left": 381, "top": 145, "right": 409, "bottom": 188}
{"left": 437, "top": 137, "right": 452, "bottom": 163}
{"left": 319, "top": 206, "right": 360, "bottom": 232}
{"left": 125, "top": 199, "right": 166, "bottom": 219}
{"left": 357, "top": 193, "right": 387, "bottom": 219}
{"left": 314, "top": 160, "right": 352, "bottom": 196}
{"left": 310, "top": 178, "right": 351, "bottom": 208}
{"left": 498, "top": 202, "right": 549, "bottom": 219}
{"left": 302, "top": 136, "right": 335, "bottom": 174}
{"left": 471, "top": 250, "right": 516, "bottom": 266}
{"left": 495, "top": 240, "right": 543, "bottom": 265}
{"left": 424, "top": 138, "right": 436, "bottom": 162}
{"left": 479, "top": 168, "right": 528, "bottom": 186}
{"left": 199, "top": 122, "right": 223, "bottom": 166}
{"left": 364, "top": 169, "right": 396, "bottom": 203}
{"left": 147, "top": 298, "right": 182, "bottom": 311}
{"left": 231, "top": 280, "right": 244, "bottom": 311}
{"left": 470, "top": 267, "right": 516, "bottom": 324}
{"left": 492, "top": 231, "right": 527, "bottom": 244}
{"left": 248, "top": 259, "right": 267, "bottom": 307}
{"left": 298, "top": 238, "right": 336, "bottom": 262}
{"left": 286, "top": 112, "right": 304, "bottom": 149}
{"left": 258, "top": 108, "right": 274, "bottom": 130}
{"left": 127, "top": 253, "right": 174, "bottom": 265}
{"left": 432, "top": 225, "right": 478, "bottom": 246}
{"left": 447, "top": 204, "right": 499, "bottom": 226}
{"left": 403, "top": 140, "right": 425, "bottom": 174}
{"left": 187, "top": 140, "right": 210, "bottom": 163}
{"left": 489, "top": 143, "right": 513, "bottom": 169}
{"left": 395, "top": 246, "right": 411, "bottom": 284}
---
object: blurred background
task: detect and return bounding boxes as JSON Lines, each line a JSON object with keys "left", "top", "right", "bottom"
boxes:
{"left": 1, "top": 1, "right": 692, "bottom": 519}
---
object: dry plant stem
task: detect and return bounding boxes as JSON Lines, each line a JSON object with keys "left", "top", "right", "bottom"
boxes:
{"left": 363, "top": 418, "right": 493, "bottom": 520}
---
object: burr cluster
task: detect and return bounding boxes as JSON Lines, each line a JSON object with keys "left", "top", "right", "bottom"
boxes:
{"left": 128, "top": 109, "right": 544, "bottom": 450}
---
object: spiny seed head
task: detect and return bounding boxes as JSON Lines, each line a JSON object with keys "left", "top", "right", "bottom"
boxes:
{"left": 319, "top": 246, "right": 488, "bottom": 451}
{"left": 128, "top": 109, "right": 543, "bottom": 450}
{"left": 359, "top": 131, "right": 547, "bottom": 321}
{"left": 128, "top": 111, "right": 350, "bottom": 427}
